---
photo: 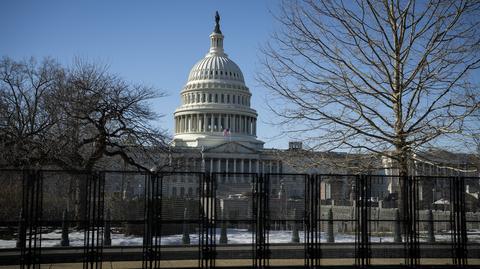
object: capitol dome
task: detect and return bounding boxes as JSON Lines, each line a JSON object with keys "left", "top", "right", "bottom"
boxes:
{"left": 187, "top": 55, "right": 244, "bottom": 83}
{"left": 172, "top": 12, "right": 263, "bottom": 149}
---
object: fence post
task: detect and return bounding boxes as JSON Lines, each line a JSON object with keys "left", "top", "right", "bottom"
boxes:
{"left": 61, "top": 209, "right": 70, "bottom": 247}
{"left": 219, "top": 208, "right": 228, "bottom": 244}
{"left": 291, "top": 208, "right": 299, "bottom": 243}
{"left": 427, "top": 209, "right": 435, "bottom": 243}
{"left": 104, "top": 209, "right": 111, "bottom": 246}
{"left": 327, "top": 208, "right": 334, "bottom": 243}
{"left": 394, "top": 208, "right": 402, "bottom": 243}
{"left": 16, "top": 209, "right": 25, "bottom": 249}
{"left": 182, "top": 207, "right": 191, "bottom": 245}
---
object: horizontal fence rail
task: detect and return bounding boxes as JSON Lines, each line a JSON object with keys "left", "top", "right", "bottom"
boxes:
{"left": 0, "top": 170, "right": 479, "bottom": 268}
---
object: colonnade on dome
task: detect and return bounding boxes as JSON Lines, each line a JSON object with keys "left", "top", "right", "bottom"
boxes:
{"left": 175, "top": 113, "right": 257, "bottom": 135}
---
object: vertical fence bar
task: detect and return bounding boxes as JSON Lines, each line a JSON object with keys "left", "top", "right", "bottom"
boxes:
{"left": 143, "top": 172, "right": 162, "bottom": 269}
{"left": 304, "top": 174, "right": 321, "bottom": 268}
{"left": 83, "top": 171, "right": 105, "bottom": 269}
{"left": 199, "top": 172, "right": 216, "bottom": 268}
{"left": 451, "top": 176, "right": 468, "bottom": 267}
{"left": 403, "top": 175, "right": 419, "bottom": 268}
{"left": 355, "top": 174, "right": 371, "bottom": 268}
{"left": 20, "top": 170, "right": 43, "bottom": 269}
{"left": 253, "top": 173, "right": 270, "bottom": 268}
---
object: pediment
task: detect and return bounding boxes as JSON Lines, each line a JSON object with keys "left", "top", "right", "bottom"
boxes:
{"left": 204, "top": 142, "right": 259, "bottom": 154}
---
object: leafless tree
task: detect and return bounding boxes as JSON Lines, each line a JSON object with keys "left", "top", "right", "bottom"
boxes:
{"left": 0, "top": 57, "right": 63, "bottom": 167}
{"left": 51, "top": 60, "right": 169, "bottom": 171}
{"left": 260, "top": 0, "right": 480, "bottom": 181}
{"left": 0, "top": 57, "right": 170, "bottom": 171}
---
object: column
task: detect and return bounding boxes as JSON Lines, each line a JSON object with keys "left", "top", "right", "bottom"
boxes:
{"left": 179, "top": 116, "right": 182, "bottom": 132}
{"left": 226, "top": 159, "right": 229, "bottom": 174}
{"left": 217, "top": 158, "right": 221, "bottom": 172}
{"left": 241, "top": 159, "right": 244, "bottom": 173}
{"left": 210, "top": 159, "right": 213, "bottom": 173}
{"left": 240, "top": 116, "right": 243, "bottom": 133}
{"left": 233, "top": 158, "right": 237, "bottom": 182}
{"left": 219, "top": 114, "right": 223, "bottom": 131}
{"left": 203, "top": 114, "right": 207, "bottom": 132}
{"left": 184, "top": 115, "right": 187, "bottom": 133}
{"left": 191, "top": 115, "right": 194, "bottom": 132}
{"left": 210, "top": 113, "right": 214, "bottom": 133}
{"left": 244, "top": 116, "right": 247, "bottom": 134}
{"left": 249, "top": 159, "right": 252, "bottom": 173}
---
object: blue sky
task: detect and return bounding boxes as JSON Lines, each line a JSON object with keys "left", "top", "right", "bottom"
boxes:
{"left": 0, "top": 0, "right": 291, "bottom": 148}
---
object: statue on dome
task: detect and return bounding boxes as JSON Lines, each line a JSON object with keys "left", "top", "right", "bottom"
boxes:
{"left": 214, "top": 11, "right": 222, "bottom": 34}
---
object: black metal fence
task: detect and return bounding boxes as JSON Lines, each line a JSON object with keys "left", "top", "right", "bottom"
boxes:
{"left": 0, "top": 170, "right": 479, "bottom": 268}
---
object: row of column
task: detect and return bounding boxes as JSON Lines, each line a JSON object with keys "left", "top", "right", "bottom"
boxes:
{"left": 177, "top": 158, "right": 282, "bottom": 174}
{"left": 182, "top": 91, "right": 249, "bottom": 106}
{"left": 175, "top": 113, "right": 257, "bottom": 135}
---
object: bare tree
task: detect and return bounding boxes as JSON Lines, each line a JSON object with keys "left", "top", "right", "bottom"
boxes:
{"left": 51, "top": 61, "right": 169, "bottom": 171}
{"left": 0, "top": 57, "right": 63, "bottom": 167}
{"left": 0, "top": 57, "right": 170, "bottom": 171}
{"left": 260, "top": 0, "right": 480, "bottom": 181}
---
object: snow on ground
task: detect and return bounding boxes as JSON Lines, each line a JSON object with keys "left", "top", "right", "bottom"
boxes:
{"left": 0, "top": 229, "right": 479, "bottom": 248}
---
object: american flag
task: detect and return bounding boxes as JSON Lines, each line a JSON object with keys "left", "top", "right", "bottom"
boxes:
{"left": 223, "top": 128, "right": 231, "bottom": 136}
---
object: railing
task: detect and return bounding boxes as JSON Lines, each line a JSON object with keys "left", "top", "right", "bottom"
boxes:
{"left": 0, "top": 170, "right": 479, "bottom": 268}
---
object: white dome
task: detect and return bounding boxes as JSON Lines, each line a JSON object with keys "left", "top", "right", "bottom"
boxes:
{"left": 172, "top": 13, "right": 264, "bottom": 150}
{"left": 188, "top": 55, "right": 244, "bottom": 83}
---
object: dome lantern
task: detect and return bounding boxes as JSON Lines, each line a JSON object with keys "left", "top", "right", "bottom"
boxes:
{"left": 208, "top": 11, "right": 225, "bottom": 57}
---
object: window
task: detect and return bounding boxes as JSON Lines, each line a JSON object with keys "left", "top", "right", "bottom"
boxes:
{"left": 215, "top": 94, "right": 218, "bottom": 103}
{"left": 208, "top": 94, "right": 212, "bottom": 102}
{"left": 221, "top": 94, "right": 224, "bottom": 103}
{"left": 233, "top": 95, "right": 236, "bottom": 104}
{"left": 227, "top": 95, "right": 230, "bottom": 103}
{"left": 202, "top": 94, "right": 205, "bottom": 102}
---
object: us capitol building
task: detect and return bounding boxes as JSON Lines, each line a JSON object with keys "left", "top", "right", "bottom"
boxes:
{"left": 170, "top": 12, "right": 283, "bottom": 179}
